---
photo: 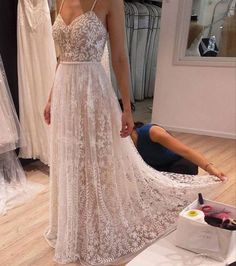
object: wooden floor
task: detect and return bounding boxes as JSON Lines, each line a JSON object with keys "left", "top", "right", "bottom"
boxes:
{"left": 0, "top": 133, "right": 235, "bottom": 266}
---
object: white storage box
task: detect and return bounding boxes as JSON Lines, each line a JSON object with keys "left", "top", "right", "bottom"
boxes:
{"left": 175, "top": 198, "right": 236, "bottom": 262}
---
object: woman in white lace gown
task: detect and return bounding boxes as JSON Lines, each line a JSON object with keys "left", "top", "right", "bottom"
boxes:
{"left": 43, "top": 0, "right": 225, "bottom": 265}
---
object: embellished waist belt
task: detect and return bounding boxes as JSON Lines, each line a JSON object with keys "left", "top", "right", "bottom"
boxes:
{"left": 60, "top": 61, "right": 101, "bottom": 65}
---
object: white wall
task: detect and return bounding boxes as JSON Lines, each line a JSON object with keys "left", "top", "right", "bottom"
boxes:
{"left": 152, "top": 0, "right": 236, "bottom": 139}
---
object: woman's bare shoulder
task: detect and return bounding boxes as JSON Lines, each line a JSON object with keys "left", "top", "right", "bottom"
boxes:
{"left": 149, "top": 125, "right": 168, "bottom": 142}
{"left": 151, "top": 124, "right": 167, "bottom": 133}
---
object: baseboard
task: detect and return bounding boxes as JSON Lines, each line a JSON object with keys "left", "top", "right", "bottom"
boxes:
{"left": 156, "top": 124, "right": 236, "bottom": 139}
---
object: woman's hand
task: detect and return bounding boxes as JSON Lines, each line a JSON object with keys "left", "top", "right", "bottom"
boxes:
{"left": 206, "top": 164, "right": 227, "bottom": 181}
{"left": 120, "top": 111, "right": 134, "bottom": 138}
{"left": 44, "top": 100, "right": 51, "bottom": 125}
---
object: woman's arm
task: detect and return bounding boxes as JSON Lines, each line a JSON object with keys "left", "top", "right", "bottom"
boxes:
{"left": 47, "top": 59, "right": 60, "bottom": 101}
{"left": 44, "top": 58, "right": 60, "bottom": 125}
{"left": 107, "top": 0, "right": 134, "bottom": 137}
{"left": 149, "top": 126, "right": 226, "bottom": 180}
{"left": 44, "top": 35, "right": 60, "bottom": 125}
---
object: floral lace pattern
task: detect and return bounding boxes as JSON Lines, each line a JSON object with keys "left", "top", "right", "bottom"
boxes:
{"left": 53, "top": 11, "right": 107, "bottom": 62}
{"left": 44, "top": 9, "right": 222, "bottom": 266}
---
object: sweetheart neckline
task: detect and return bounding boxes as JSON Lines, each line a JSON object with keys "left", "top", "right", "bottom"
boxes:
{"left": 58, "top": 10, "right": 107, "bottom": 33}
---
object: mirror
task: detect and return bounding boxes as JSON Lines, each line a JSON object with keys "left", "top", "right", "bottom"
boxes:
{"left": 174, "top": 0, "right": 236, "bottom": 66}
{"left": 186, "top": 0, "right": 236, "bottom": 57}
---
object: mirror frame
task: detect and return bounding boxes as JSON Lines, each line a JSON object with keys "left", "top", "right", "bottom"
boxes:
{"left": 173, "top": 0, "right": 236, "bottom": 67}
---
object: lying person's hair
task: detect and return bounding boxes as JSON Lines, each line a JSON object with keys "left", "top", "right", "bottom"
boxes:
{"left": 134, "top": 122, "right": 144, "bottom": 129}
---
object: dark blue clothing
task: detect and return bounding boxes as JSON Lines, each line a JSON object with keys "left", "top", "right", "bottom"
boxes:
{"left": 136, "top": 124, "right": 182, "bottom": 169}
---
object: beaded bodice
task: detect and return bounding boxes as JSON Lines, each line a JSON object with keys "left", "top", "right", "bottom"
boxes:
{"left": 52, "top": 10, "right": 107, "bottom": 62}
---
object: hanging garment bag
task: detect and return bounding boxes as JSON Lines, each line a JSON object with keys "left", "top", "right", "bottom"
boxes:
{"left": 129, "top": 3, "right": 139, "bottom": 101}
{"left": 144, "top": 3, "right": 155, "bottom": 98}
{"left": 133, "top": 2, "right": 150, "bottom": 100}
{"left": 146, "top": 4, "right": 161, "bottom": 98}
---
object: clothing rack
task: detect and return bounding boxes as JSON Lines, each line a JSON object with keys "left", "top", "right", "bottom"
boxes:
{"left": 110, "top": 0, "right": 162, "bottom": 102}
{"left": 125, "top": 0, "right": 162, "bottom": 8}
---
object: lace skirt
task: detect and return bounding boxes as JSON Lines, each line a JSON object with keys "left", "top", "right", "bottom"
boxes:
{"left": 44, "top": 61, "right": 221, "bottom": 266}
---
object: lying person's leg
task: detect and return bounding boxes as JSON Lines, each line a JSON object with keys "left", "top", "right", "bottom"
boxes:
{"left": 168, "top": 158, "right": 198, "bottom": 175}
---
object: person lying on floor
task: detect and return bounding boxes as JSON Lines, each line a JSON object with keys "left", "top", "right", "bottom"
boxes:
{"left": 130, "top": 122, "right": 225, "bottom": 179}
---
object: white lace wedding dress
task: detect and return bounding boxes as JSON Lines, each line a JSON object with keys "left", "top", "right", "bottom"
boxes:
{"left": 44, "top": 1, "right": 222, "bottom": 265}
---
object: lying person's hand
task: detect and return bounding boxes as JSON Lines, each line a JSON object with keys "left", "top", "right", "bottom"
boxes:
{"left": 206, "top": 164, "right": 227, "bottom": 181}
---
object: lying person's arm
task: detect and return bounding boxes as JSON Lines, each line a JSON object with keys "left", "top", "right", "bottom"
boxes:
{"left": 149, "top": 125, "right": 226, "bottom": 181}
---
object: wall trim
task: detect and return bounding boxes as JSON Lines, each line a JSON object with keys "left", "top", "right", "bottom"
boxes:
{"left": 156, "top": 124, "right": 236, "bottom": 139}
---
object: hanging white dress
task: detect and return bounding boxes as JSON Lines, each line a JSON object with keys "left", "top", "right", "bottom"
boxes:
{"left": 0, "top": 55, "right": 45, "bottom": 216}
{"left": 43, "top": 1, "right": 223, "bottom": 265}
{"left": 47, "top": 0, "right": 56, "bottom": 11}
{"left": 17, "top": 0, "right": 57, "bottom": 164}
{"left": 0, "top": 57, "right": 21, "bottom": 154}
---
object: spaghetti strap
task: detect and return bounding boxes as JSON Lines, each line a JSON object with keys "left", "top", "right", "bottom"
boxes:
{"left": 90, "top": 0, "right": 99, "bottom": 11}
{"left": 58, "top": 0, "right": 66, "bottom": 14}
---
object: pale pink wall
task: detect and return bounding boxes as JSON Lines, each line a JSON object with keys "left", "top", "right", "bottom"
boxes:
{"left": 152, "top": 0, "right": 236, "bottom": 139}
